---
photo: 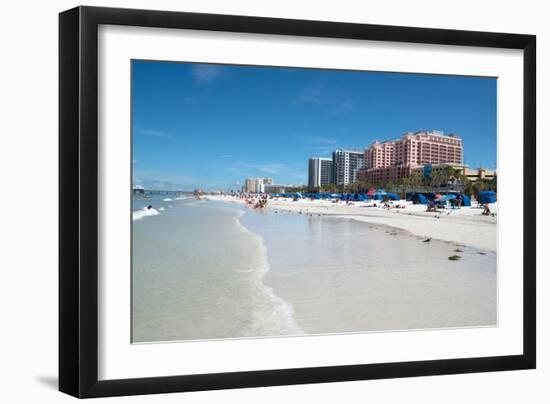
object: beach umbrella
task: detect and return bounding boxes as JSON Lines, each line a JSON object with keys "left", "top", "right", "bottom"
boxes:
{"left": 436, "top": 194, "right": 457, "bottom": 202}
{"left": 477, "top": 191, "right": 497, "bottom": 203}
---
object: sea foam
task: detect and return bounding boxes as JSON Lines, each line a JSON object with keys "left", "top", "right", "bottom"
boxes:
{"left": 234, "top": 212, "right": 304, "bottom": 336}
{"left": 133, "top": 207, "right": 160, "bottom": 221}
{"left": 163, "top": 198, "right": 173, "bottom": 202}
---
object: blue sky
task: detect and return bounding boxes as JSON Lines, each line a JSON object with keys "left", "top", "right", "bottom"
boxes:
{"left": 132, "top": 60, "right": 496, "bottom": 191}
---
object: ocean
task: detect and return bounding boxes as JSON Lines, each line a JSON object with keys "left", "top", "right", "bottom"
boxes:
{"left": 132, "top": 196, "right": 496, "bottom": 343}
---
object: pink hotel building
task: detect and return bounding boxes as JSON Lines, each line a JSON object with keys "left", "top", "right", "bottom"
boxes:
{"left": 358, "top": 130, "right": 464, "bottom": 184}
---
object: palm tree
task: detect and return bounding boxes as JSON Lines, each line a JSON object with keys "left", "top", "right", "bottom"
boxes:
{"left": 408, "top": 174, "right": 420, "bottom": 193}
{"left": 400, "top": 176, "right": 410, "bottom": 199}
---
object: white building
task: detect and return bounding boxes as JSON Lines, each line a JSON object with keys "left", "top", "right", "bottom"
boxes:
{"left": 308, "top": 157, "right": 333, "bottom": 188}
{"left": 243, "top": 178, "right": 273, "bottom": 193}
{"left": 332, "top": 150, "right": 365, "bottom": 186}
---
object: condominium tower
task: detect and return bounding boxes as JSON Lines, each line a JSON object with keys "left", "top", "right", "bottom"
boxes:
{"left": 365, "top": 130, "right": 463, "bottom": 169}
{"left": 359, "top": 130, "right": 464, "bottom": 184}
{"left": 332, "top": 150, "right": 365, "bottom": 186}
{"left": 308, "top": 157, "right": 333, "bottom": 188}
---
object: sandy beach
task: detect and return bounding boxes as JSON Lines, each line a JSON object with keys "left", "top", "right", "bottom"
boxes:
{"left": 132, "top": 195, "right": 496, "bottom": 341}
{"left": 208, "top": 195, "right": 497, "bottom": 252}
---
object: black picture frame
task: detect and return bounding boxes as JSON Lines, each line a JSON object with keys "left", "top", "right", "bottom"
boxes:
{"left": 59, "top": 5, "right": 536, "bottom": 398}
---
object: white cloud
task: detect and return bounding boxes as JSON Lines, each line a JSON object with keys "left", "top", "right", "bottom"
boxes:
{"left": 295, "top": 135, "right": 338, "bottom": 145}
{"left": 192, "top": 65, "right": 223, "bottom": 83}
{"left": 294, "top": 84, "right": 324, "bottom": 104}
{"left": 294, "top": 84, "right": 355, "bottom": 115}
{"left": 134, "top": 170, "right": 203, "bottom": 190}
{"left": 134, "top": 127, "right": 174, "bottom": 139}
{"left": 331, "top": 101, "right": 355, "bottom": 115}
{"left": 228, "top": 162, "right": 290, "bottom": 177}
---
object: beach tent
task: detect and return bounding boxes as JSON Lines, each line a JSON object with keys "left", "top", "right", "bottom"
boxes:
{"left": 477, "top": 191, "right": 497, "bottom": 203}
{"left": 386, "top": 193, "right": 400, "bottom": 201}
{"left": 372, "top": 190, "right": 401, "bottom": 201}
{"left": 436, "top": 193, "right": 472, "bottom": 207}
{"left": 411, "top": 193, "right": 429, "bottom": 204}
{"left": 294, "top": 192, "right": 303, "bottom": 198}
{"left": 371, "top": 189, "right": 386, "bottom": 200}
{"left": 434, "top": 194, "right": 456, "bottom": 206}
{"left": 435, "top": 194, "right": 457, "bottom": 202}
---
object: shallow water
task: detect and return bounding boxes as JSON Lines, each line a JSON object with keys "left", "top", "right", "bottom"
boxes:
{"left": 242, "top": 208, "right": 496, "bottom": 334}
{"left": 132, "top": 197, "right": 496, "bottom": 343}
{"left": 132, "top": 197, "right": 301, "bottom": 343}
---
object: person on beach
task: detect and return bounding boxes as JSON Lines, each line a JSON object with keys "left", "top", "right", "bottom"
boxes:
{"left": 426, "top": 200, "right": 437, "bottom": 212}
{"left": 482, "top": 203, "right": 491, "bottom": 216}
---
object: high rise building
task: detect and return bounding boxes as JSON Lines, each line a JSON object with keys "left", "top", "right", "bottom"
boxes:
{"left": 359, "top": 131, "right": 464, "bottom": 184}
{"left": 308, "top": 157, "right": 333, "bottom": 188}
{"left": 364, "top": 140, "right": 395, "bottom": 169}
{"left": 243, "top": 178, "right": 274, "bottom": 193}
{"left": 365, "top": 130, "right": 463, "bottom": 169}
{"left": 332, "top": 150, "right": 365, "bottom": 186}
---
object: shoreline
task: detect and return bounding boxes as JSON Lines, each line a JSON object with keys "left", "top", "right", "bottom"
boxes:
{"left": 208, "top": 195, "right": 497, "bottom": 252}
{"left": 132, "top": 195, "right": 496, "bottom": 339}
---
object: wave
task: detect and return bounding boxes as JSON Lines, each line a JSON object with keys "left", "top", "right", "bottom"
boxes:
{"left": 233, "top": 212, "right": 303, "bottom": 336}
{"left": 132, "top": 206, "right": 160, "bottom": 221}
{"left": 174, "top": 196, "right": 188, "bottom": 200}
{"left": 162, "top": 198, "right": 173, "bottom": 202}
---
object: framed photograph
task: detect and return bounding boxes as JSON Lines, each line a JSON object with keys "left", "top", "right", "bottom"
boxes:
{"left": 59, "top": 6, "right": 536, "bottom": 398}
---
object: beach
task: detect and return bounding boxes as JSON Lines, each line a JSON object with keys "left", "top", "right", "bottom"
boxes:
{"left": 132, "top": 195, "right": 496, "bottom": 342}
{"left": 209, "top": 195, "right": 498, "bottom": 252}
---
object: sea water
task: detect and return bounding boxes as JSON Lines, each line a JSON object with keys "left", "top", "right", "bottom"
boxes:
{"left": 132, "top": 197, "right": 496, "bottom": 343}
{"left": 132, "top": 196, "right": 301, "bottom": 343}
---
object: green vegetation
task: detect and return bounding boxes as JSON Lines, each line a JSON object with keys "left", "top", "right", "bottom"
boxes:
{"left": 287, "top": 165, "right": 496, "bottom": 198}
{"left": 464, "top": 177, "right": 497, "bottom": 198}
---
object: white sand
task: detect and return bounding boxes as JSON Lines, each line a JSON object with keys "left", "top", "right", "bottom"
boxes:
{"left": 209, "top": 195, "right": 497, "bottom": 252}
